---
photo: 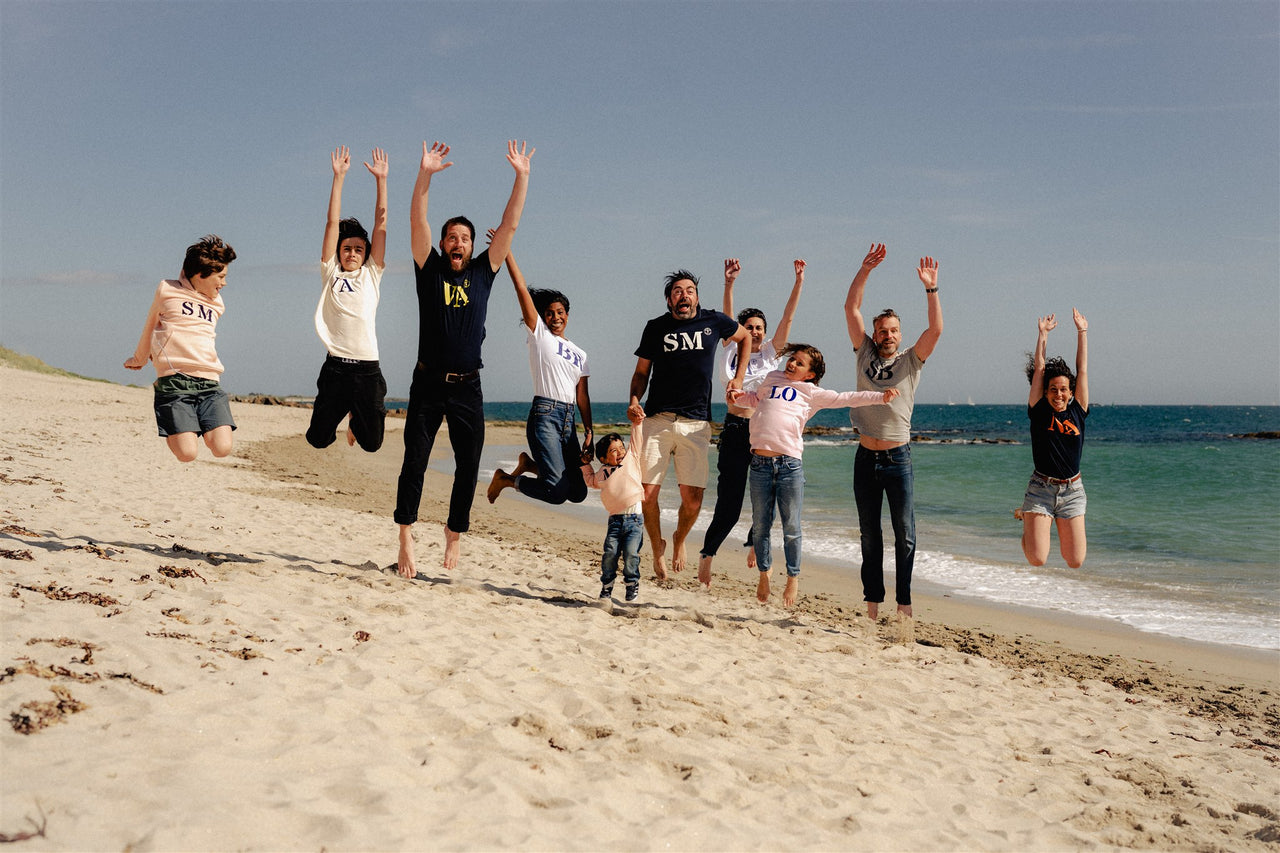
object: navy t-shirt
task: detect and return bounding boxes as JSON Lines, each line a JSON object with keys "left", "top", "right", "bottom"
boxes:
{"left": 414, "top": 247, "right": 497, "bottom": 373}
{"left": 635, "top": 308, "right": 740, "bottom": 420}
{"left": 1028, "top": 396, "right": 1088, "bottom": 479}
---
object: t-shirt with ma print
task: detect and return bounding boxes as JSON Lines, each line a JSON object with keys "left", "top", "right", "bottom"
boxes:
{"left": 635, "top": 308, "right": 740, "bottom": 421}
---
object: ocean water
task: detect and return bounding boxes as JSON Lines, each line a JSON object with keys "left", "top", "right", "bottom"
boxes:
{"left": 449, "top": 402, "right": 1280, "bottom": 651}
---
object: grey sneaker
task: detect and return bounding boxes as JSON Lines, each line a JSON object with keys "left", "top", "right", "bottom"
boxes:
{"left": 625, "top": 584, "right": 638, "bottom": 602}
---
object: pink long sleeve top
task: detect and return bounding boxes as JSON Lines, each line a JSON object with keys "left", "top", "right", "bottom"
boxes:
{"left": 738, "top": 370, "right": 887, "bottom": 459}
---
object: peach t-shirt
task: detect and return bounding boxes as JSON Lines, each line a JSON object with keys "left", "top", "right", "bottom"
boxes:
{"left": 149, "top": 276, "right": 224, "bottom": 380}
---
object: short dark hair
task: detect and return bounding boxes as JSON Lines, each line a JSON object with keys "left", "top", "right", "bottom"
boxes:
{"left": 1025, "top": 354, "right": 1077, "bottom": 393}
{"left": 440, "top": 216, "right": 476, "bottom": 242}
{"left": 182, "top": 235, "right": 236, "bottom": 279}
{"left": 738, "top": 308, "right": 767, "bottom": 331}
{"left": 663, "top": 269, "right": 699, "bottom": 300}
{"left": 781, "top": 342, "right": 826, "bottom": 385}
{"left": 873, "top": 308, "right": 900, "bottom": 326}
{"left": 529, "top": 288, "right": 570, "bottom": 316}
{"left": 337, "top": 218, "right": 371, "bottom": 264}
{"left": 595, "top": 432, "right": 624, "bottom": 460}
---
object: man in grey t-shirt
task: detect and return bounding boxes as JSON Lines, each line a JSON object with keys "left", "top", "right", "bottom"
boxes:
{"left": 843, "top": 244, "right": 943, "bottom": 621}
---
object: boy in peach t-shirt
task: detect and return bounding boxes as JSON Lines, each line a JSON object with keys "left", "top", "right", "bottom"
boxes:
{"left": 125, "top": 234, "right": 237, "bottom": 463}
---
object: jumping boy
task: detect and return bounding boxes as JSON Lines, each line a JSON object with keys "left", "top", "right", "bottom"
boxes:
{"left": 125, "top": 234, "right": 238, "bottom": 462}
{"left": 306, "top": 145, "right": 389, "bottom": 452}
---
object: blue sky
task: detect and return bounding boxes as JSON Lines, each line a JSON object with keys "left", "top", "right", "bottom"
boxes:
{"left": 2, "top": 0, "right": 1277, "bottom": 405}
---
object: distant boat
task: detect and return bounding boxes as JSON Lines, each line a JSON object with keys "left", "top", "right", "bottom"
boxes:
{"left": 967, "top": 396, "right": 975, "bottom": 406}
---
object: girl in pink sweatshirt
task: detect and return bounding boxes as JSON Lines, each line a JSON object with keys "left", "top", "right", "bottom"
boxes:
{"left": 729, "top": 344, "right": 898, "bottom": 606}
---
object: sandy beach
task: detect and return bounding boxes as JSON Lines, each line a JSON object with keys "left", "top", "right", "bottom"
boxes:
{"left": 2, "top": 360, "right": 1277, "bottom": 851}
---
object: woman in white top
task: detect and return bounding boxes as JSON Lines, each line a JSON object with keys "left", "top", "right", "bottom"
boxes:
{"left": 487, "top": 241, "right": 593, "bottom": 506}
{"left": 696, "top": 258, "right": 805, "bottom": 588}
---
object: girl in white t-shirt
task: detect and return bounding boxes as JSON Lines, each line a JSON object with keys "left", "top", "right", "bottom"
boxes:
{"left": 729, "top": 344, "right": 897, "bottom": 607}
{"left": 487, "top": 239, "right": 594, "bottom": 506}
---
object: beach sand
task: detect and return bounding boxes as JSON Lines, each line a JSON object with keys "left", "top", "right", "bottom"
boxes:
{"left": 2, "top": 362, "right": 1277, "bottom": 851}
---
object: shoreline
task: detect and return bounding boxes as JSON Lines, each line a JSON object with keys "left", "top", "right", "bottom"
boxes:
{"left": 244, "top": 421, "right": 1279, "bottom": 707}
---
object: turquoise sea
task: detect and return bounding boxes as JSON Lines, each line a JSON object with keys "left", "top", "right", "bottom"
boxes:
{"left": 430, "top": 402, "right": 1280, "bottom": 652}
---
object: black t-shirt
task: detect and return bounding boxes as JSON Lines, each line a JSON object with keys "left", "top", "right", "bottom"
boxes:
{"left": 1028, "top": 396, "right": 1088, "bottom": 479}
{"left": 635, "top": 308, "right": 740, "bottom": 420}
{"left": 413, "top": 247, "right": 497, "bottom": 373}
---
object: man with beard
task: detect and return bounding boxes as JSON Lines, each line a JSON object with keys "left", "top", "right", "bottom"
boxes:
{"left": 395, "top": 139, "right": 534, "bottom": 578}
{"left": 628, "top": 271, "right": 751, "bottom": 581}
{"left": 843, "top": 244, "right": 943, "bottom": 621}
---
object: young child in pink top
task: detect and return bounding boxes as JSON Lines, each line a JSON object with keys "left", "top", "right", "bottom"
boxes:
{"left": 729, "top": 344, "right": 898, "bottom": 606}
{"left": 125, "top": 235, "right": 237, "bottom": 463}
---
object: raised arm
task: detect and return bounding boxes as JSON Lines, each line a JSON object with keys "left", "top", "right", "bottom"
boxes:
{"left": 410, "top": 141, "right": 453, "bottom": 268}
{"left": 628, "top": 358, "right": 652, "bottom": 425}
{"left": 720, "top": 258, "right": 740, "bottom": 347}
{"left": 844, "top": 243, "right": 886, "bottom": 349}
{"left": 912, "top": 256, "right": 943, "bottom": 361}
{"left": 365, "top": 147, "right": 388, "bottom": 267}
{"left": 1029, "top": 313, "right": 1056, "bottom": 407}
{"left": 1073, "top": 308, "right": 1089, "bottom": 411}
{"left": 487, "top": 228, "right": 537, "bottom": 330}
{"left": 486, "top": 140, "right": 534, "bottom": 273}
{"left": 727, "top": 324, "right": 751, "bottom": 390}
{"left": 770, "top": 259, "right": 805, "bottom": 352}
{"left": 321, "top": 145, "right": 350, "bottom": 262}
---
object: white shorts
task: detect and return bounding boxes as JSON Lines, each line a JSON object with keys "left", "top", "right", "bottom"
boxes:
{"left": 639, "top": 413, "right": 711, "bottom": 487}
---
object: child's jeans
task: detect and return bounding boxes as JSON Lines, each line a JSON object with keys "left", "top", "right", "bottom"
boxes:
{"left": 749, "top": 453, "right": 805, "bottom": 577}
{"left": 602, "top": 513, "right": 643, "bottom": 588}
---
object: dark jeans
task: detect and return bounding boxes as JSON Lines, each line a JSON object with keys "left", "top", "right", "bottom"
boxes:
{"left": 601, "top": 513, "right": 644, "bottom": 588}
{"left": 306, "top": 356, "right": 387, "bottom": 452}
{"left": 854, "top": 443, "right": 916, "bottom": 606}
{"left": 516, "top": 396, "right": 587, "bottom": 505}
{"left": 394, "top": 367, "right": 484, "bottom": 533}
{"left": 700, "top": 413, "right": 752, "bottom": 558}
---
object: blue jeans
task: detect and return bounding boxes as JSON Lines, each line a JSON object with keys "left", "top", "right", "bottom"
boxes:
{"left": 601, "top": 513, "right": 643, "bottom": 587}
{"left": 700, "top": 413, "right": 753, "bottom": 557}
{"left": 854, "top": 443, "right": 916, "bottom": 606}
{"left": 516, "top": 396, "right": 587, "bottom": 505}
{"left": 749, "top": 454, "right": 805, "bottom": 577}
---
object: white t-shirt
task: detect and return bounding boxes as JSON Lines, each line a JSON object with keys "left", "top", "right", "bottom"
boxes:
{"left": 526, "top": 319, "right": 589, "bottom": 403}
{"left": 315, "top": 256, "right": 383, "bottom": 361}
{"left": 720, "top": 339, "right": 780, "bottom": 394}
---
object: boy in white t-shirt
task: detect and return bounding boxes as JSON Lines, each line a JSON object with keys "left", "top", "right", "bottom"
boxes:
{"left": 729, "top": 344, "right": 898, "bottom": 607}
{"left": 306, "top": 145, "right": 389, "bottom": 453}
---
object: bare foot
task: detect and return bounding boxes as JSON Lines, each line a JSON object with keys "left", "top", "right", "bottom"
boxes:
{"left": 783, "top": 576, "right": 799, "bottom": 607}
{"left": 651, "top": 538, "right": 669, "bottom": 581}
{"left": 697, "top": 554, "right": 713, "bottom": 589}
{"left": 346, "top": 425, "right": 356, "bottom": 447}
{"left": 746, "top": 547, "right": 756, "bottom": 569}
{"left": 487, "top": 469, "right": 516, "bottom": 503}
{"left": 1013, "top": 508, "right": 1024, "bottom": 520}
{"left": 443, "top": 526, "right": 461, "bottom": 570}
{"left": 756, "top": 571, "right": 770, "bottom": 603}
{"left": 513, "top": 452, "right": 538, "bottom": 477}
{"left": 866, "top": 601, "right": 879, "bottom": 621}
{"left": 397, "top": 525, "right": 417, "bottom": 579}
{"left": 671, "top": 538, "right": 688, "bottom": 573}
{"left": 897, "top": 603, "right": 913, "bottom": 618}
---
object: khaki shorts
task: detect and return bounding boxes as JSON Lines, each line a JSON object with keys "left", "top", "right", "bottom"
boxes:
{"left": 639, "top": 413, "right": 711, "bottom": 487}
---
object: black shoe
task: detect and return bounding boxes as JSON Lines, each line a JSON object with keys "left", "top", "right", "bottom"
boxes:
{"left": 599, "top": 583, "right": 614, "bottom": 599}
{"left": 625, "top": 584, "right": 638, "bottom": 602}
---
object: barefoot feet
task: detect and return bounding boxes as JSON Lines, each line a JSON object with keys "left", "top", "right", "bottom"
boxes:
{"left": 697, "top": 554, "right": 713, "bottom": 589}
{"left": 513, "top": 452, "right": 538, "bottom": 478}
{"left": 783, "top": 576, "right": 798, "bottom": 607}
{"left": 397, "top": 525, "right": 417, "bottom": 579}
{"left": 443, "top": 526, "right": 461, "bottom": 570}
{"left": 1013, "top": 508, "right": 1024, "bottom": 520}
{"left": 651, "top": 538, "right": 669, "bottom": 581}
{"left": 866, "top": 601, "right": 879, "bottom": 621}
{"left": 756, "top": 571, "right": 771, "bottom": 603}
{"left": 487, "top": 469, "right": 517, "bottom": 503}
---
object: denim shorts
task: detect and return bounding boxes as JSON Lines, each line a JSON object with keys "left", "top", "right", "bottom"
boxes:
{"left": 1020, "top": 473, "right": 1086, "bottom": 519}
{"left": 154, "top": 375, "right": 236, "bottom": 437}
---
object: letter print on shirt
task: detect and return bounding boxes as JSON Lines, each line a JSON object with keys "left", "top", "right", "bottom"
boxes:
{"left": 444, "top": 277, "right": 470, "bottom": 308}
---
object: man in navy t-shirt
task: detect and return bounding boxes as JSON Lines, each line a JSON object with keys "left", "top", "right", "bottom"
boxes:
{"left": 628, "top": 270, "right": 750, "bottom": 581}
{"left": 395, "top": 139, "right": 534, "bottom": 579}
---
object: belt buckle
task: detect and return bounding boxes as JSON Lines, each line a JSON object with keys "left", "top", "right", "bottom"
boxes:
{"left": 444, "top": 372, "right": 461, "bottom": 384}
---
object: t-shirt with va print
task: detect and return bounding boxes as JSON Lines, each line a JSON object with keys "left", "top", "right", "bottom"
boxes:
{"left": 635, "top": 308, "right": 740, "bottom": 421}
{"left": 413, "top": 247, "right": 498, "bottom": 373}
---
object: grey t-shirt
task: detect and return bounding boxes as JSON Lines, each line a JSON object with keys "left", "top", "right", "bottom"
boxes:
{"left": 849, "top": 334, "right": 925, "bottom": 443}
